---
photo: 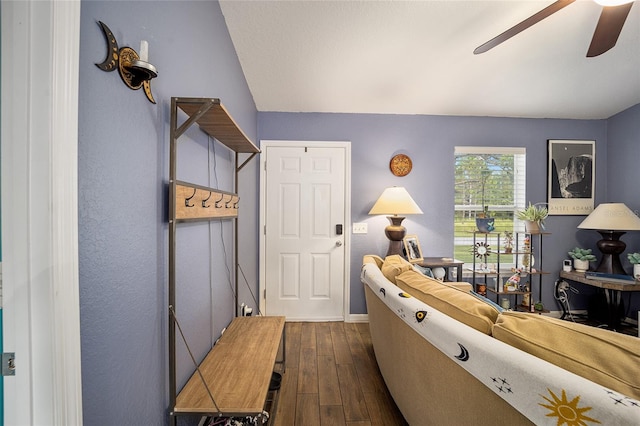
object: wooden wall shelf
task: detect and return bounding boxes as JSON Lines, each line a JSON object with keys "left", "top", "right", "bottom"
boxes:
{"left": 174, "top": 97, "right": 260, "bottom": 154}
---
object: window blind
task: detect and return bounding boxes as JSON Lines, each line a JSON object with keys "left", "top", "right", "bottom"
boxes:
{"left": 454, "top": 147, "right": 526, "bottom": 263}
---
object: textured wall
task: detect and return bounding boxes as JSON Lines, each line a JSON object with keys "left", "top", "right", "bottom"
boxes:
{"left": 78, "top": 1, "right": 257, "bottom": 425}
{"left": 257, "top": 112, "right": 611, "bottom": 314}
{"left": 76, "top": 1, "right": 639, "bottom": 423}
{"left": 607, "top": 104, "right": 640, "bottom": 271}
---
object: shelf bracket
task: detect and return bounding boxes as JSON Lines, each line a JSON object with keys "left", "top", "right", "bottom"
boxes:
{"left": 237, "top": 152, "right": 258, "bottom": 172}
{"left": 174, "top": 100, "right": 214, "bottom": 139}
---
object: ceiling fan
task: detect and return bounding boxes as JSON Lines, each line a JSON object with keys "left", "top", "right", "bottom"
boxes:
{"left": 474, "top": 0, "right": 635, "bottom": 57}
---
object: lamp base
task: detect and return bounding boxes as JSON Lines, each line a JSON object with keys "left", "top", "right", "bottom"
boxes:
{"left": 594, "top": 231, "right": 627, "bottom": 275}
{"left": 384, "top": 216, "right": 406, "bottom": 257}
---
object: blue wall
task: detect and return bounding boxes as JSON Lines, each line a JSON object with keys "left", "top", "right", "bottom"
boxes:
{"left": 257, "top": 112, "right": 614, "bottom": 314}
{"left": 607, "top": 104, "right": 640, "bottom": 270}
{"left": 76, "top": 0, "right": 640, "bottom": 424}
{"left": 78, "top": 1, "right": 257, "bottom": 425}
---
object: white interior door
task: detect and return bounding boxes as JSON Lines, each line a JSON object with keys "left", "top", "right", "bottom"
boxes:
{"left": 260, "top": 141, "right": 350, "bottom": 321}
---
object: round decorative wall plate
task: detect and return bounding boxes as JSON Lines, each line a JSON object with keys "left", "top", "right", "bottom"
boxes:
{"left": 473, "top": 242, "right": 491, "bottom": 258}
{"left": 390, "top": 154, "right": 412, "bottom": 176}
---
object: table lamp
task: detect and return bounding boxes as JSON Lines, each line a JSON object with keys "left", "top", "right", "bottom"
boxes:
{"left": 577, "top": 203, "right": 640, "bottom": 275}
{"left": 369, "top": 187, "right": 423, "bottom": 256}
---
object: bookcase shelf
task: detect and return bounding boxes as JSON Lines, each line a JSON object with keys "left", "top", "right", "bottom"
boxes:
{"left": 470, "top": 231, "right": 549, "bottom": 311}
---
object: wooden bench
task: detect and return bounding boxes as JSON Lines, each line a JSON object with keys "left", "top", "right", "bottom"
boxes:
{"left": 173, "top": 316, "right": 285, "bottom": 421}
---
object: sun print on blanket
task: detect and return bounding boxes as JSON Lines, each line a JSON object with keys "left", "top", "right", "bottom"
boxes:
{"left": 539, "top": 388, "right": 600, "bottom": 425}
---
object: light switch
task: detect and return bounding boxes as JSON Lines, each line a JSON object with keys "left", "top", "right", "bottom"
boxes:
{"left": 352, "top": 223, "right": 368, "bottom": 234}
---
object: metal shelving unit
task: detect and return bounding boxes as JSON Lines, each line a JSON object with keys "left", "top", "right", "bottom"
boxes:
{"left": 471, "top": 231, "right": 550, "bottom": 311}
{"left": 169, "top": 98, "right": 278, "bottom": 425}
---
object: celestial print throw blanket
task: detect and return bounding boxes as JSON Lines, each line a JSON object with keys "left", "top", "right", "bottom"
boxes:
{"left": 361, "top": 263, "right": 640, "bottom": 425}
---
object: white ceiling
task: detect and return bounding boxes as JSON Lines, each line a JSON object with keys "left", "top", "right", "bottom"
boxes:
{"left": 220, "top": 0, "right": 640, "bottom": 119}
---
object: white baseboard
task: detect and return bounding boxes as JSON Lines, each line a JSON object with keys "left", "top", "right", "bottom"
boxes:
{"left": 346, "top": 313, "right": 368, "bottom": 323}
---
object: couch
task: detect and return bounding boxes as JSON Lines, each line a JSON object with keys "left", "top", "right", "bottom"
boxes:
{"left": 361, "top": 254, "right": 640, "bottom": 425}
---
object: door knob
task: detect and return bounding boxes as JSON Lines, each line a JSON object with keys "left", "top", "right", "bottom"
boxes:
{"left": 336, "top": 241, "right": 343, "bottom": 247}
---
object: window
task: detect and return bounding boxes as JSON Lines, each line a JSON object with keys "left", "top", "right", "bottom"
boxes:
{"left": 454, "top": 147, "right": 526, "bottom": 265}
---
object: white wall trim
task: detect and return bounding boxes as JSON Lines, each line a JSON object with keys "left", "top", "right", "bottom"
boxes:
{"left": 50, "top": 2, "right": 83, "bottom": 423}
{"left": 259, "top": 141, "right": 352, "bottom": 320}
{"left": 1, "top": 1, "right": 83, "bottom": 424}
{"left": 346, "top": 314, "right": 368, "bottom": 323}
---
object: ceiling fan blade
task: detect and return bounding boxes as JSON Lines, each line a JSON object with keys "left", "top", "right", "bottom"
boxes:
{"left": 587, "top": 3, "right": 634, "bottom": 57}
{"left": 474, "top": 0, "right": 576, "bottom": 54}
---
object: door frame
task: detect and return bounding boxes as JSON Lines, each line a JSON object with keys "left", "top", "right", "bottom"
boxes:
{"left": 259, "top": 141, "right": 352, "bottom": 321}
{"left": 1, "top": 1, "right": 82, "bottom": 424}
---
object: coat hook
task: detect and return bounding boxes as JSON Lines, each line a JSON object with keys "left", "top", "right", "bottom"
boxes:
{"left": 215, "top": 193, "right": 224, "bottom": 208}
{"left": 185, "top": 188, "right": 197, "bottom": 207}
{"left": 225, "top": 194, "right": 234, "bottom": 208}
{"left": 202, "top": 191, "right": 212, "bottom": 208}
{"left": 234, "top": 196, "right": 240, "bottom": 209}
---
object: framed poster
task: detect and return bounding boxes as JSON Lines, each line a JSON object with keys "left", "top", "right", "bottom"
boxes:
{"left": 403, "top": 235, "right": 423, "bottom": 263}
{"left": 547, "top": 140, "right": 595, "bottom": 215}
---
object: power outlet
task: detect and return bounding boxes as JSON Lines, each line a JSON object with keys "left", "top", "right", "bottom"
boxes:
{"left": 352, "top": 223, "right": 368, "bottom": 234}
{"left": 241, "top": 303, "right": 253, "bottom": 316}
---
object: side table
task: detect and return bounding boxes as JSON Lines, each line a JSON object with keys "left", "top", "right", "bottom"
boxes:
{"left": 559, "top": 270, "right": 640, "bottom": 329}
{"left": 417, "top": 257, "right": 464, "bottom": 282}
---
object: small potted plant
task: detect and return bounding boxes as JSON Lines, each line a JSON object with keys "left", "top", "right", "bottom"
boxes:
{"left": 516, "top": 202, "right": 548, "bottom": 233}
{"left": 627, "top": 252, "right": 640, "bottom": 279}
{"left": 503, "top": 231, "right": 514, "bottom": 253}
{"left": 568, "top": 247, "right": 597, "bottom": 272}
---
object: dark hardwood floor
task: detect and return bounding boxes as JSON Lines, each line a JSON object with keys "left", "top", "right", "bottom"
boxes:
{"left": 272, "top": 322, "right": 407, "bottom": 426}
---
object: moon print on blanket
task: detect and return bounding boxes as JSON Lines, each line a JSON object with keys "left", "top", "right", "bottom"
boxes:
{"left": 455, "top": 343, "right": 470, "bottom": 362}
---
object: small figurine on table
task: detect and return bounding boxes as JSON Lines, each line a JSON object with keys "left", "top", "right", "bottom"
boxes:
{"left": 504, "top": 272, "right": 520, "bottom": 292}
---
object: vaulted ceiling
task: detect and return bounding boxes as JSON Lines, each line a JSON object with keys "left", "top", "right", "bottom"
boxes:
{"left": 220, "top": 0, "right": 640, "bottom": 119}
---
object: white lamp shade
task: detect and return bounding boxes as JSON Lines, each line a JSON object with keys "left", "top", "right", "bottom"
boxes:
{"left": 594, "top": 0, "right": 633, "bottom": 6}
{"left": 369, "top": 186, "right": 423, "bottom": 216}
{"left": 577, "top": 203, "right": 640, "bottom": 231}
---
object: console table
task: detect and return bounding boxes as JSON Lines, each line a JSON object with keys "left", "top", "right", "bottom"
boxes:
{"left": 559, "top": 270, "right": 640, "bottom": 329}
{"left": 417, "top": 257, "right": 464, "bottom": 282}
